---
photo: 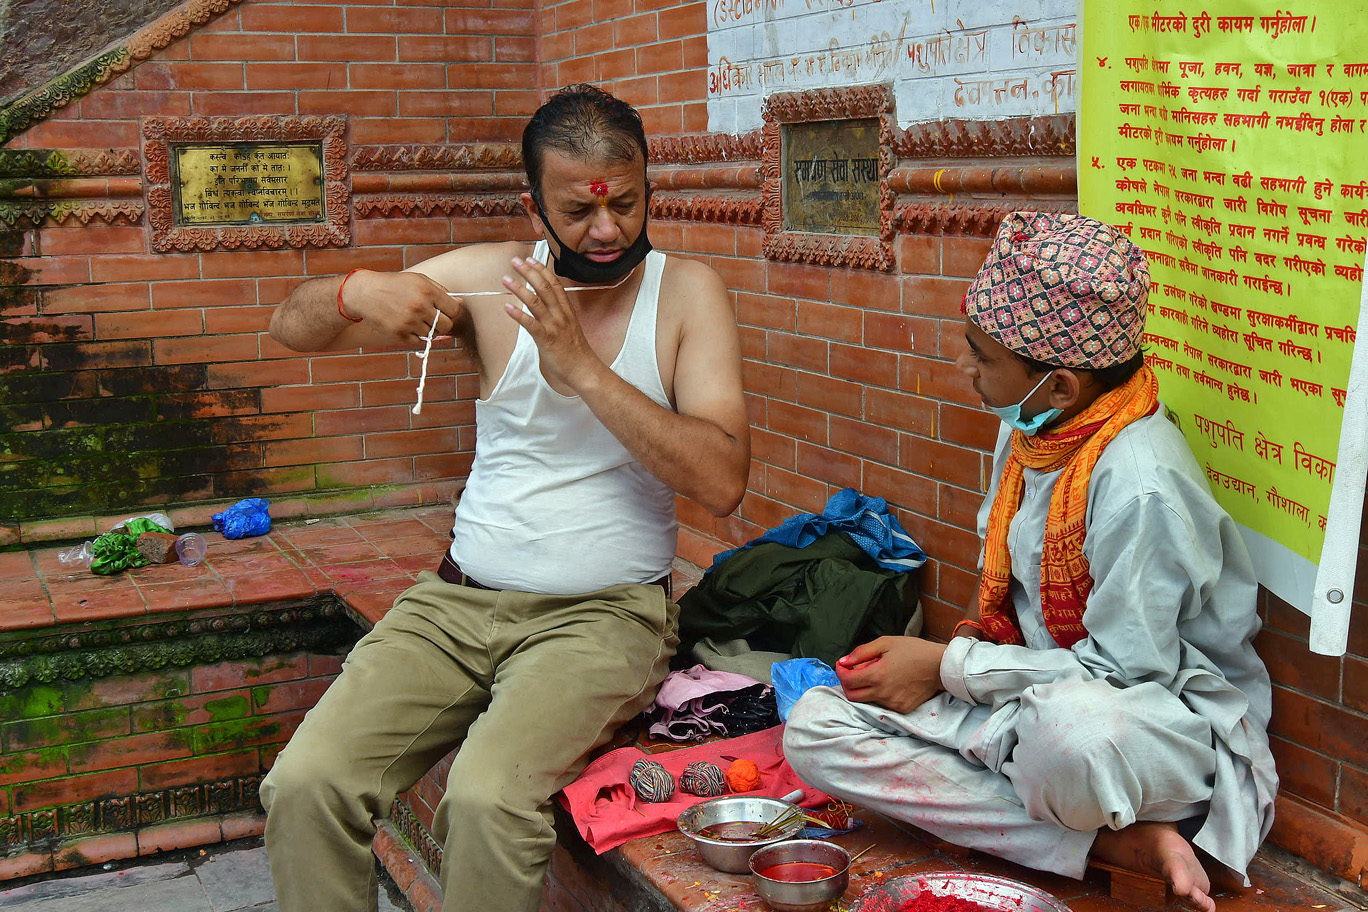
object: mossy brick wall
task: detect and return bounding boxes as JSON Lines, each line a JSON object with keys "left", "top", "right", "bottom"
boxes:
{"left": 3, "top": 0, "right": 1368, "bottom": 873}
{"left": 0, "top": 649, "right": 339, "bottom": 872}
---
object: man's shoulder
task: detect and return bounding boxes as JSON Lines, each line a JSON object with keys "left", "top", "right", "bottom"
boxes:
{"left": 407, "top": 240, "right": 535, "bottom": 285}
{"left": 658, "top": 254, "right": 729, "bottom": 315}
{"left": 1091, "top": 409, "right": 1214, "bottom": 510}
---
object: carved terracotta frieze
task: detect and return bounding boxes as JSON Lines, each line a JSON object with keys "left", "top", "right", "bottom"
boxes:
{"left": 0, "top": 201, "right": 144, "bottom": 228}
{"left": 0, "top": 149, "right": 141, "bottom": 179}
{"left": 896, "top": 114, "right": 1076, "bottom": 159}
{"left": 142, "top": 114, "right": 349, "bottom": 252}
{"left": 651, "top": 132, "right": 765, "bottom": 164}
{"left": 352, "top": 194, "right": 524, "bottom": 220}
{"left": 350, "top": 144, "right": 522, "bottom": 172}
{"left": 894, "top": 200, "right": 1077, "bottom": 238}
{"left": 761, "top": 84, "right": 897, "bottom": 271}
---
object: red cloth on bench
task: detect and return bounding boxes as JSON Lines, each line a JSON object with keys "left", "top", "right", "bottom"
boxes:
{"left": 557, "top": 724, "right": 830, "bottom": 853}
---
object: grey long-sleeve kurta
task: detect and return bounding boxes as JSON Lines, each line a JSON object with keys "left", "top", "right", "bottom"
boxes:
{"left": 940, "top": 408, "right": 1277, "bottom": 878}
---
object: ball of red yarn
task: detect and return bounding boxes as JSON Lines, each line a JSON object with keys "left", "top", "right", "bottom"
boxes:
{"left": 724, "top": 758, "right": 761, "bottom": 792}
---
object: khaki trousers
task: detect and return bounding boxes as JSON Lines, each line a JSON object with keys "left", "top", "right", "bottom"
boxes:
{"left": 260, "top": 571, "right": 678, "bottom": 912}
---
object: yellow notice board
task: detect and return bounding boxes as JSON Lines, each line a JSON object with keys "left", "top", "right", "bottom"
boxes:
{"left": 1080, "top": 2, "right": 1368, "bottom": 652}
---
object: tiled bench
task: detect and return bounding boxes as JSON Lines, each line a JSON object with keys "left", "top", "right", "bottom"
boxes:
{"left": 0, "top": 506, "right": 1359, "bottom": 912}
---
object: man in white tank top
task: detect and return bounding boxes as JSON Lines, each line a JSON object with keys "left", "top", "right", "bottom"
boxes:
{"left": 262, "top": 85, "right": 749, "bottom": 912}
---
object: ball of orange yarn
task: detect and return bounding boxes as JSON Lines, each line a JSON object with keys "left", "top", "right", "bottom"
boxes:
{"left": 725, "top": 758, "right": 761, "bottom": 792}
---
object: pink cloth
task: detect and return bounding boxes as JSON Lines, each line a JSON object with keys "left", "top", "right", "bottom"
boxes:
{"left": 557, "top": 725, "right": 830, "bottom": 853}
{"left": 648, "top": 664, "right": 763, "bottom": 711}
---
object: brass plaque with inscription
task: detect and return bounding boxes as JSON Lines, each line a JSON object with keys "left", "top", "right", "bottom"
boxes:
{"left": 782, "top": 119, "right": 880, "bottom": 236}
{"left": 172, "top": 143, "right": 325, "bottom": 226}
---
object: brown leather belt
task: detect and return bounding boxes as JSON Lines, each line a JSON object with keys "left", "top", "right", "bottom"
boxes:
{"left": 437, "top": 552, "right": 671, "bottom": 596}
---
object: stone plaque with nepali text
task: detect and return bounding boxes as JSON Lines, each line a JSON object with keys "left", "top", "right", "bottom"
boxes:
{"left": 173, "top": 143, "right": 324, "bottom": 226}
{"left": 782, "top": 118, "right": 880, "bottom": 236}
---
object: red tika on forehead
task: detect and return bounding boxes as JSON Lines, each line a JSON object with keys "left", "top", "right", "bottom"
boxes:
{"left": 589, "top": 181, "right": 609, "bottom": 197}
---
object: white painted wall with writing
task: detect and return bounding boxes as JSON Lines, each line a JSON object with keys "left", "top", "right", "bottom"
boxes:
{"left": 707, "top": 0, "right": 1077, "bottom": 134}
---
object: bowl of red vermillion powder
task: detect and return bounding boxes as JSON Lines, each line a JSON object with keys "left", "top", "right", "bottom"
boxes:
{"left": 748, "top": 839, "right": 850, "bottom": 911}
{"left": 847, "top": 871, "right": 1068, "bottom": 912}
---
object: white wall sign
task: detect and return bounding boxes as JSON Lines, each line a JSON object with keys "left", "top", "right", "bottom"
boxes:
{"left": 707, "top": 0, "right": 1079, "bottom": 134}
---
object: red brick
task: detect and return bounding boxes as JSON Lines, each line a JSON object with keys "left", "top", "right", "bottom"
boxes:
{"left": 637, "top": 40, "right": 683, "bottom": 73}
{"left": 364, "top": 428, "right": 459, "bottom": 459}
{"left": 1267, "top": 735, "right": 1338, "bottom": 809}
{"left": 0, "top": 750, "right": 69, "bottom": 787}
{"left": 446, "top": 8, "right": 533, "bottom": 32}
{"left": 767, "top": 400, "right": 827, "bottom": 445}
{"left": 796, "top": 301, "right": 862, "bottom": 343}
{"left": 1269, "top": 686, "right": 1368, "bottom": 767}
{"left": 831, "top": 269, "right": 902, "bottom": 312}
{"left": 352, "top": 218, "right": 452, "bottom": 247}
{"left": 940, "top": 483, "right": 987, "bottom": 529}
{"left": 831, "top": 414, "right": 898, "bottom": 464}
{"left": 865, "top": 462, "right": 938, "bottom": 520}
{"left": 938, "top": 402, "right": 998, "bottom": 451}
{"left": 194, "top": 709, "right": 307, "bottom": 753}
{"left": 42, "top": 283, "right": 149, "bottom": 314}
{"left": 866, "top": 312, "right": 938, "bottom": 355}
{"left": 658, "top": 3, "right": 704, "bottom": 39}
{"left": 297, "top": 34, "right": 396, "bottom": 61}
{"left": 1347, "top": 656, "right": 1368, "bottom": 714}
{"left": 263, "top": 436, "right": 364, "bottom": 467}
{"left": 657, "top": 71, "right": 702, "bottom": 105}
{"left": 79, "top": 91, "right": 191, "bottom": 119}
{"left": 795, "top": 371, "right": 863, "bottom": 418}
{"left": 319, "top": 457, "right": 416, "bottom": 487}
{"left": 150, "top": 277, "right": 257, "bottom": 310}
{"left": 253, "top": 676, "right": 336, "bottom": 714}
{"left": 761, "top": 465, "right": 830, "bottom": 514}
{"left": 53, "top": 833, "right": 138, "bottom": 872}
{"left": 9, "top": 254, "right": 90, "bottom": 285}
{"left": 315, "top": 405, "right": 412, "bottom": 436}
{"left": 135, "top": 61, "right": 245, "bottom": 91}
{"left": 139, "top": 750, "right": 262, "bottom": 791}
{"left": 767, "top": 262, "right": 831, "bottom": 302}
{"left": 352, "top": 63, "right": 447, "bottom": 90}
{"left": 209, "top": 358, "right": 310, "bottom": 389}
{"left": 37, "top": 226, "right": 145, "bottom": 257}
{"left": 310, "top": 352, "right": 408, "bottom": 383}
{"left": 193, "top": 654, "right": 310, "bottom": 693}
{"left": 830, "top": 342, "right": 898, "bottom": 389}
{"left": 154, "top": 334, "right": 258, "bottom": 365}
{"left": 1256, "top": 629, "right": 1342, "bottom": 703}
{"left": 95, "top": 309, "right": 203, "bottom": 341}
{"left": 398, "top": 90, "right": 491, "bottom": 118}
{"left": 191, "top": 31, "right": 295, "bottom": 60}
{"left": 899, "top": 354, "right": 979, "bottom": 407}
{"left": 262, "top": 383, "right": 361, "bottom": 413}
{"left": 192, "top": 91, "right": 296, "bottom": 116}
{"left": 1341, "top": 762, "right": 1368, "bottom": 823}
{"left": 351, "top": 117, "right": 447, "bottom": 145}
{"left": 899, "top": 435, "right": 982, "bottom": 491}
{"left": 13, "top": 768, "right": 138, "bottom": 812}
{"left": 241, "top": 3, "right": 345, "bottom": 32}
{"left": 751, "top": 427, "right": 796, "bottom": 471}
{"left": 900, "top": 514, "right": 980, "bottom": 570}
{"left": 943, "top": 236, "right": 994, "bottom": 278}
{"left": 742, "top": 361, "right": 795, "bottom": 401}
{"left": 202, "top": 306, "right": 272, "bottom": 335}
{"left": 796, "top": 443, "right": 861, "bottom": 491}
{"left": 399, "top": 35, "right": 491, "bottom": 61}
{"left": 0, "top": 852, "right": 52, "bottom": 880}
{"left": 494, "top": 35, "right": 536, "bottom": 63}
{"left": 1, "top": 314, "right": 92, "bottom": 344}
{"left": 415, "top": 452, "right": 474, "bottom": 480}
{"left": 349, "top": 6, "right": 444, "bottom": 32}
{"left": 682, "top": 222, "right": 738, "bottom": 257}
{"left": 898, "top": 235, "right": 942, "bottom": 275}
{"left": 88, "top": 254, "right": 200, "bottom": 283}
{"left": 903, "top": 275, "right": 972, "bottom": 319}
{"left": 67, "top": 729, "right": 195, "bottom": 773}
{"left": 866, "top": 388, "right": 935, "bottom": 436}
{"left": 768, "top": 331, "right": 828, "bottom": 372}
{"left": 245, "top": 62, "right": 349, "bottom": 91}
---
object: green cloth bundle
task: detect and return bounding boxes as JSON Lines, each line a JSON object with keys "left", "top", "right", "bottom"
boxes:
{"left": 90, "top": 517, "right": 172, "bottom": 575}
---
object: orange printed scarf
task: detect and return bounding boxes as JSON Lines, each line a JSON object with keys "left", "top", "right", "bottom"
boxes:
{"left": 977, "top": 366, "right": 1160, "bottom": 648}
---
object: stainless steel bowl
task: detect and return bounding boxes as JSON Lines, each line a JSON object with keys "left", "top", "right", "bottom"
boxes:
{"left": 676, "top": 796, "right": 807, "bottom": 873}
{"left": 748, "top": 839, "right": 850, "bottom": 912}
{"left": 848, "top": 870, "right": 1069, "bottom": 912}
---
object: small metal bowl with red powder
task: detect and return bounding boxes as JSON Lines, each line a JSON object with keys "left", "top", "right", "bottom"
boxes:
{"left": 848, "top": 871, "right": 1069, "bottom": 912}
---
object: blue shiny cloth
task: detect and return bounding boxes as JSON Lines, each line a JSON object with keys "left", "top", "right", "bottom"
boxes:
{"left": 711, "top": 488, "right": 926, "bottom": 572}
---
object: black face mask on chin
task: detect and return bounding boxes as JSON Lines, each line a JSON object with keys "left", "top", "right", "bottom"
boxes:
{"left": 530, "top": 190, "right": 654, "bottom": 285}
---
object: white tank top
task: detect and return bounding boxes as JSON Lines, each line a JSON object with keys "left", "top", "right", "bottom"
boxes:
{"left": 448, "top": 241, "right": 678, "bottom": 594}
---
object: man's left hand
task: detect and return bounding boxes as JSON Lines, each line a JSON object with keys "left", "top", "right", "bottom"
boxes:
{"left": 834, "top": 636, "right": 948, "bottom": 714}
{"left": 501, "top": 255, "right": 601, "bottom": 391}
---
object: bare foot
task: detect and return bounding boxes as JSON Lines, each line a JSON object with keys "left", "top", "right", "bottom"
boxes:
{"left": 1092, "top": 822, "right": 1215, "bottom": 912}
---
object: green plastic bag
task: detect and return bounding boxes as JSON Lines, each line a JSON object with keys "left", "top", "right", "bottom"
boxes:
{"left": 90, "top": 517, "right": 171, "bottom": 576}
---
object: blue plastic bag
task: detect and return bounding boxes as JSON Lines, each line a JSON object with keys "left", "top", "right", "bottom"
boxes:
{"left": 771, "top": 657, "right": 840, "bottom": 722}
{"left": 211, "top": 498, "right": 272, "bottom": 540}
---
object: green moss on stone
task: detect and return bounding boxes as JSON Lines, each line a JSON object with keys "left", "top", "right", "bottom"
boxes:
{"left": 204, "top": 695, "right": 251, "bottom": 722}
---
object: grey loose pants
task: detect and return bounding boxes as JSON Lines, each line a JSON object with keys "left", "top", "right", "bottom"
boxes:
{"left": 783, "top": 678, "right": 1216, "bottom": 878}
{"left": 261, "top": 571, "right": 678, "bottom": 912}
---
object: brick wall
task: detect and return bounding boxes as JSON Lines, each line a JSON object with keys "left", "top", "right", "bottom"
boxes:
{"left": 0, "top": 649, "right": 340, "bottom": 877}
{"left": 3, "top": 0, "right": 1368, "bottom": 880}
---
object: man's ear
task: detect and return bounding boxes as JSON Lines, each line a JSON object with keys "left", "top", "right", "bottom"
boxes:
{"left": 520, "top": 192, "right": 545, "bottom": 238}
{"left": 1045, "top": 368, "right": 1084, "bottom": 410}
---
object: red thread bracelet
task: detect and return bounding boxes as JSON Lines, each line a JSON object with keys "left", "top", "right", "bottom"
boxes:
{"left": 952, "top": 619, "right": 986, "bottom": 639}
{"left": 337, "top": 269, "right": 364, "bottom": 323}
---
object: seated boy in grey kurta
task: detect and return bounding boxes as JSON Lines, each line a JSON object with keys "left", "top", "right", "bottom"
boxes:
{"left": 784, "top": 212, "right": 1276, "bottom": 912}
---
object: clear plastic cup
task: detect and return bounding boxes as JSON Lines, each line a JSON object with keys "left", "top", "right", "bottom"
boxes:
{"left": 175, "top": 532, "right": 207, "bottom": 567}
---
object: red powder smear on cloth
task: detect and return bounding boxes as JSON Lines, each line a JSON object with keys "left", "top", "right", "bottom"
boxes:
{"left": 725, "top": 758, "right": 761, "bottom": 791}
{"left": 901, "top": 893, "right": 997, "bottom": 912}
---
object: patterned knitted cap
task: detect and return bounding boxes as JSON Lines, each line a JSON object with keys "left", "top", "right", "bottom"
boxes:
{"left": 963, "top": 212, "right": 1149, "bottom": 368}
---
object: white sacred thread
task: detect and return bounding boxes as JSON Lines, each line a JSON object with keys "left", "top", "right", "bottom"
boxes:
{"left": 411, "top": 310, "right": 441, "bottom": 415}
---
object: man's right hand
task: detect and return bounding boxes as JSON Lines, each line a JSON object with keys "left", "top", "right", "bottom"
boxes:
{"left": 834, "top": 636, "right": 948, "bottom": 714}
{"left": 340, "top": 270, "right": 464, "bottom": 348}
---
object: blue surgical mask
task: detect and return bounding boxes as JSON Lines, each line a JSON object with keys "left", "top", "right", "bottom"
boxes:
{"left": 988, "top": 371, "right": 1061, "bottom": 435}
